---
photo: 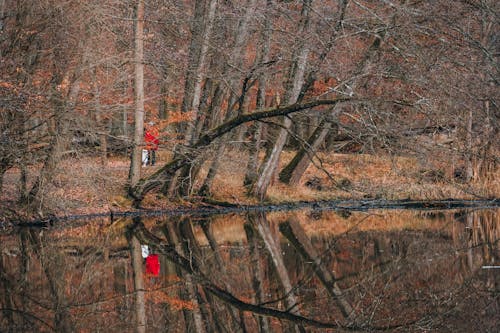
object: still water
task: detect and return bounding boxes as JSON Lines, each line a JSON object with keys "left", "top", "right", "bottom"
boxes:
{"left": 0, "top": 208, "right": 498, "bottom": 332}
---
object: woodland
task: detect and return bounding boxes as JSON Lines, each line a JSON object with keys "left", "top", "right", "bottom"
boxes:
{"left": 0, "top": 0, "right": 499, "bottom": 217}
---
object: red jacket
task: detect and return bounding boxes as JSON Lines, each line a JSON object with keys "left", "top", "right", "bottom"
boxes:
{"left": 145, "top": 254, "right": 160, "bottom": 276}
{"left": 145, "top": 129, "right": 159, "bottom": 150}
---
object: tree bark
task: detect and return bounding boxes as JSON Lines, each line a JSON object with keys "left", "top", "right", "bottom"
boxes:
{"left": 128, "top": 0, "right": 145, "bottom": 189}
{"left": 28, "top": 74, "right": 80, "bottom": 210}
{"left": 158, "top": 75, "right": 169, "bottom": 121}
{"left": 465, "top": 108, "right": 474, "bottom": 182}
{"left": 93, "top": 69, "right": 108, "bottom": 166}
{"left": 167, "top": 0, "right": 218, "bottom": 198}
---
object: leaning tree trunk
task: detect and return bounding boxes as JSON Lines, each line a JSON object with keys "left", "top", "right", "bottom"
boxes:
{"left": 183, "top": 0, "right": 218, "bottom": 143}
{"left": 128, "top": 0, "right": 145, "bottom": 189}
{"left": 167, "top": 0, "right": 218, "bottom": 198}
{"left": 278, "top": 0, "right": 347, "bottom": 186}
{"left": 250, "top": 0, "right": 312, "bottom": 200}
{"left": 279, "top": 117, "right": 334, "bottom": 185}
{"left": 280, "top": 28, "right": 387, "bottom": 186}
{"left": 244, "top": 0, "right": 273, "bottom": 187}
{"left": 196, "top": 0, "right": 258, "bottom": 197}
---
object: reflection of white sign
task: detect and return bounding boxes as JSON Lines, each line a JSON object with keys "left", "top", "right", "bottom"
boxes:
{"left": 481, "top": 266, "right": 500, "bottom": 269}
{"left": 141, "top": 245, "right": 149, "bottom": 258}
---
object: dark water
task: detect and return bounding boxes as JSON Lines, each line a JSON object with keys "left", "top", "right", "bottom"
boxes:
{"left": 0, "top": 208, "right": 498, "bottom": 332}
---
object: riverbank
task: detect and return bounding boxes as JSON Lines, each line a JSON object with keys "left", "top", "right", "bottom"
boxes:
{"left": 3, "top": 198, "right": 499, "bottom": 228}
{"left": 1, "top": 150, "right": 499, "bottom": 222}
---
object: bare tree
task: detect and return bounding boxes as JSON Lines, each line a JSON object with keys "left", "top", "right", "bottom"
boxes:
{"left": 129, "top": 0, "right": 146, "bottom": 189}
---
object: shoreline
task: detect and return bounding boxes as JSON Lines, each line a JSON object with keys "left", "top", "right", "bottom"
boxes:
{"left": 4, "top": 198, "right": 499, "bottom": 228}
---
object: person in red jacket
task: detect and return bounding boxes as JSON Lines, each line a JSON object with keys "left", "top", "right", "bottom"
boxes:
{"left": 144, "top": 122, "right": 159, "bottom": 166}
{"left": 145, "top": 253, "right": 160, "bottom": 277}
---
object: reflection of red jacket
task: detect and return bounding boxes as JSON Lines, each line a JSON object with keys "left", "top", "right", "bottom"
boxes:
{"left": 145, "top": 254, "right": 160, "bottom": 276}
{"left": 145, "top": 129, "right": 159, "bottom": 150}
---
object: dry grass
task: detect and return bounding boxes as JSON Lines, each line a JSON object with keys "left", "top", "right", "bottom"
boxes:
{"left": 1, "top": 148, "right": 498, "bottom": 218}
{"left": 206, "top": 149, "right": 499, "bottom": 204}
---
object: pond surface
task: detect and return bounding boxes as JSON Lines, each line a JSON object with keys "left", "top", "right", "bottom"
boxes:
{"left": 0, "top": 207, "right": 498, "bottom": 332}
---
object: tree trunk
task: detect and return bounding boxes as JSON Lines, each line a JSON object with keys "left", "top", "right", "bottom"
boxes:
{"left": 0, "top": 167, "right": 4, "bottom": 194}
{"left": 128, "top": 0, "right": 145, "bottom": 189}
{"left": 164, "top": 81, "right": 227, "bottom": 198}
{"left": 251, "top": 0, "right": 312, "bottom": 200}
{"left": 28, "top": 75, "right": 80, "bottom": 210}
{"left": 167, "top": 0, "right": 218, "bottom": 198}
{"left": 18, "top": 110, "right": 29, "bottom": 201}
{"left": 158, "top": 87, "right": 168, "bottom": 121}
{"left": 17, "top": 163, "right": 27, "bottom": 201}
{"left": 279, "top": 118, "right": 334, "bottom": 185}
{"left": 465, "top": 108, "right": 474, "bottom": 182}
{"left": 198, "top": 141, "right": 225, "bottom": 197}
{"left": 280, "top": 29, "right": 386, "bottom": 186}
{"left": 196, "top": 0, "right": 258, "bottom": 197}
{"left": 244, "top": 0, "right": 273, "bottom": 187}
{"left": 193, "top": 78, "right": 215, "bottom": 143}
{"left": 184, "top": 0, "right": 218, "bottom": 144}
{"left": 122, "top": 83, "right": 129, "bottom": 139}
{"left": 93, "top": 69, "right": 108, "bottom": 166}
{"left": 244, "top": 120, "right": 263, "bottom": 187}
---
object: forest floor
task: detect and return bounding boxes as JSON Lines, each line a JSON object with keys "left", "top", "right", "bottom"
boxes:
{"left": 1, "top": 148, "right": 499, "bottom": 221}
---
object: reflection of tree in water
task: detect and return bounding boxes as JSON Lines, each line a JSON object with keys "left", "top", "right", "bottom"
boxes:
{"left": 0, "top": 209, "right": 498, "bottom": 332}
{"left": 0, "top": 225, "right": 137, "bottom": 332}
